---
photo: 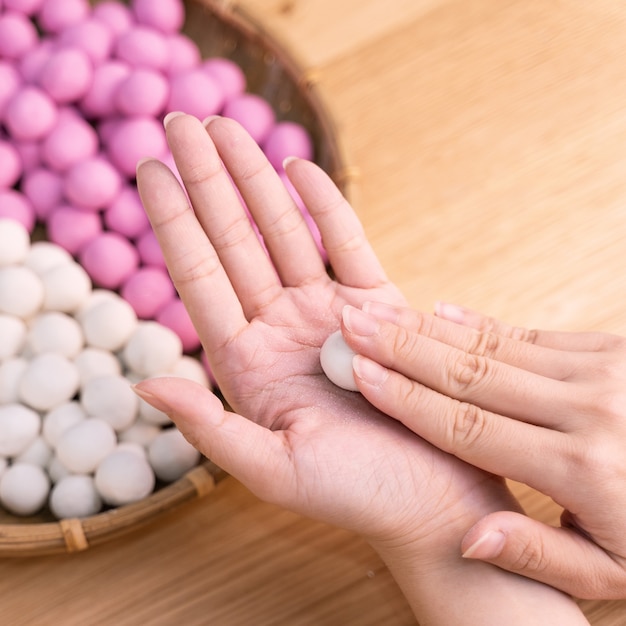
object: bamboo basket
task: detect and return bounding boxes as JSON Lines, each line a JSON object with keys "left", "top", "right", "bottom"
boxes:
{"left": 0, "top": 0, "right": 354, "bottom": 557}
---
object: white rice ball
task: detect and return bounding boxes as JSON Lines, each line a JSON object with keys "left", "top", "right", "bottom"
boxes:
{"left": 24, "top": 241, "right": 73, "bottom": 275}
{"left": 40, "top": 261, "right": 92, "bottom": 313}
{"left": 122, "top": 321, "right": 182, "bottom": 377}
{"left": 80, "top": 295, "right": 138, "bottom": 352}
{"left": 26, "top": 311, "right": 84, "bottom": 358}
{"left": 55, "top": 418, "right": 117, "bottom": 474}
{"left": 168, "top": 355, "right": 210, "bottom": 387}
{"left": 118, "top": 420, "right": 161, "bottom": 448}
{"left": 320, "top": 330, "right": 359, "bottom": 392}
{"left": 18, "top": 352, "right": 80, "bottom": 411}
{"left": 47, "top": 454, "right": 71, "bottom": 484}
{"left": 95, "top": 449, "right": 155, "bottom": 506}
{"left": 0, "top": 357, "right": 28, "bottom": 404}
{"left": 49, "top": 474, "right": 102, "bottom": 519}
{"left": 0, "top": 462, "right": 50, "bottom": 516}
{"left": 42, "top": 401, "right": 86, "bottom": 447}
{"left": 0, "top": 457, "right": 7, "bottom": 481}
{"left": 0, "top": 403, "right": 41, "bottom": 457}
{"left": 0, "top": 219, "right": 30, "bottom": 267}
{"left": 73, "top": 347, "right": 122, "bottom": 386}
{"left": 0, "top": 266, "right": 44, "bottom": 319}
{"left": 15, "top": 435, "right": 52, "bottom": 468}
{"left": 0, "top": 314, "right": 27, "bottom": 359}
{"left": 148, "top": 427, "right": 200, "bottom": 482}
{"left": 80, "top": 374, "right": 138, "bottom": 431}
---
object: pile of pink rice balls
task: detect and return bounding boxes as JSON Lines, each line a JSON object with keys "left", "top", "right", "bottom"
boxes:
{"left": 0, "top": 0, "right": 323, "bottom": 519}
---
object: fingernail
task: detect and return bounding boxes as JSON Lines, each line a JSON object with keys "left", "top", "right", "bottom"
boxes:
{"left": 462, "top": 530, "right": 506, "bottom": 559}
{"left": 353, "top": 355, "right": 388, "bottom": 386}
{"left": 132, "top": 384, "right": 172, "bottom": 415}
{"left": 435, "top": 301, "right": 466, "bottom": 324}
{"left": 202, "top": 114, "right": 220, "bottom": 127}
{"left": 282, "top": 156, "right": 298, "bottom": 168}
{"left": 163, "top": 111, "right": 185, "bottom": 129}
{"left": 342, "top": 305, "right": 379, "bottom": 336}
{"left": 362, "top": 301, "right": 400, "bottom": 324}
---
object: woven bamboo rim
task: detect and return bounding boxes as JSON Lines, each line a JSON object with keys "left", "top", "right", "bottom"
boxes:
{"left": 0, "top": 0, "right": 355, "bottom": 556}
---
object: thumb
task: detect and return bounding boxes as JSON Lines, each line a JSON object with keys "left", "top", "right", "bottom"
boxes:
{"left": 133, "top": 377, "right": 295, "bottom": 504}
{"left": 461, "top": 511, "right": 626, "bottom": 600}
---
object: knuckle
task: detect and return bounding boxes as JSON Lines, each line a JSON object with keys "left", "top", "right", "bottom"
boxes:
{"left": 445, "top": 401, "right": 488, "bottom": 452}
{"left": 447, "top": 353, "right": 490, "bottom": 395}
{"left": 469, "top": 330, "right": 501, "bottom": 358}
{"left": 508, "top": 325, "right": 540, "bottom": 345}
{"left": 390, "top": 326, "right": 420, "bottom": 363}
{"left": 508, "top": 536, "right": 549, "bottom": 574}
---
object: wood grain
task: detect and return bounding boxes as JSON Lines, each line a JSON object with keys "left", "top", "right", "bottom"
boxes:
{"left": 3, "top": 1, "right": 626, "bottom": 623}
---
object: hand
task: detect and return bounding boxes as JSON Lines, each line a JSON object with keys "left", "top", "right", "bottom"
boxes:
{"left": 134, "top": 113, "right": 587, "bottom": 623}
{"left": 343, "top": 299, "right": 626, "bottom": 599}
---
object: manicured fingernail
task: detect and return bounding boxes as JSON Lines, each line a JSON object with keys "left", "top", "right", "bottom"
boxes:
{"left": 435, "top": 301, "right": 466, "bottom": 323}
{"left": 163, "top": 111, "right": 185, "bottom": 129}
{"left": 342, "top": 305, "right": 379, "bottom": 336}
{"left": 353, "top": 355, "right": 388, "bottom": 386}
{"left": 462, "top": 530, "right": 506, "bottom": 559}
{"left": 362, "top": 301, "right": 400, "bottom": 324}
{"left": 132, "top": 384, "right": 172, "bottom": 414}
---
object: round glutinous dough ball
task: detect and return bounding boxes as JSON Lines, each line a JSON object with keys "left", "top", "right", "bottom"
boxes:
{"left": 19, "top": 352, "right": 80, "bottom": 411}
{"left": 78, "top": 232, "right": 139, "bottom": 289}
{"left": 0, "top": 313, "right": 27, "bottom": 359}
{"left": 55, "top": 417, "right": 117, "bottom": 474}
{"left": 0, "top": 462, "right": 50, "bottom": 516}
{"left": 74, "top": 347, "right": 121, "bottom": 386}
{"left": 119, "top": 420, "right": 160, "bottom": 448}
{"left": 262, "top": 121, "right": 314, "bottom": 171}
{"left": 137, "top": 389, "right": 171, "bottom": 426}
{"left": 0, "top": 357, "right": 28, "bottom": 404}
{"left": 0, "top": 458, "right": 7, "bottom": 482}
{"left": 0, "top": 189, "right": 36, "bottom": 233}
{"left": 57, "top": 18, "right": 113, "bottom": 65}
{"left": 47, "top": 454, "right": 70, "bottom": 484}
{"left": 122, "top": 321, "right": 182, "bottom": 377}
{"left": 113, "top": 67, "right": 169, "bottom": 117}
{"left": 95, "top": 449, "right": 155, "bottom": 506}
{"left": 20, "top": 168, "right": 64, "bottom": 222}
{"left": 0, "top": 403, "right": 41, "bottom": 457}
{"left": 79, "top": 59, "right": 130, "bottom": 118}
{"left": 81, "top": 374, "right": 138, "bottom": 432}
{"left": 0, "top": 140, "right": 22, "bottom": 188}
{"left": 91, "top": 1, "right": 133, "bottom": 37}
{"left": 42, "top": 401, "right": 86, "bottom": 447}
{"left": 23, "top": 240, "right": 73, "bottom": 275}
{"left": 156, "top": 298, "right": 200, "bottom": 353}
{"left": 37, "top": 0, "right": 90, "bottom": 34}
{"left": 222, "top": 93, "right": 275, "bottom": 144}
{"left": 4, "top": 86, "right": 58, "bottom": 141}
{"left": 320, "top": 330, "right": 359, "bottom": 392}
{"left": 40, "top": 261, "right": 92, "bottom": 313}
{"left": 166, "top": 69, "right": 224, "bottom": 121}
{"left": 26, "top": 311, "right": 84, "bottom": 358}
{"left": 132, "top": 0, "right": 185, "bottom": 34}
{"left": 114, "top": 25, "right": 169, "bottom": 70}
{"left": 49, "top": 474, "right": 102, "bottom": 519}
{"left": 121, "top": 266, "right": 175, "bottom": 319}
{"left": 0, "top": 12, "right": 37, "bottom": 60}
{"left": 0, "top": 265, "right": 44, "bottom": 318}
{"left": 168, "top": 355, "right": 210, "bottom": 387}
{"left": 202, "top": 57, "right": 246, "bottom": 101}
{"left": 148, "top": 427, "right": 200, "bottom": 482}
{"left": 46, "top": 205, "right": 102, "bottom": 255}
{"left": 0, "top": 219, "right": 30, "bottom": 267}
{"left": 15, "top": 436, "right": 52, "bottom": 468}
{"left": 64, "top": 155, "right": 122, "bottom": 211}
{"left": 103, "top": 185, "right": 150, "bottom": 239}
{"left": 80, "top": 294, "right": 137, "bottom": 351}
{"left": 41, "top": 112, "right": 99, "bottom": 172}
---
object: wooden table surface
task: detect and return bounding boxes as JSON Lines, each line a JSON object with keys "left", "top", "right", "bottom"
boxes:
{"left": 4, "top": 0, "right": 626, "bottom": 623}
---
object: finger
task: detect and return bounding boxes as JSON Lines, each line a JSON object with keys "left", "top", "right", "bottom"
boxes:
{"left": 164, "top": 113, "right": 283, "bottom": 318}
{"left": 206, "top": 118, "right": 328, "bottom": 288}
{"left": 436, "top": 301, "right": 618, "bottom": 353}
{"left": 136, "top": 156, "right": 247, "bottom": 357}
{"left": 344, "top": 305, "right": 576, "bottom": 426}
{"left": 133, "top": 377, "right": 295, "bottom": 506}
{"left": 362, "top": 301, "right": 579, "bottom": 380}
{"left": 286, "top": 158, "right": 392, "bottom": 290}
{"left": 352, "top": 354, "right": 570, "bottom": 495}
{"left": 461, "top": 510, "right": 626, "bottom": 600}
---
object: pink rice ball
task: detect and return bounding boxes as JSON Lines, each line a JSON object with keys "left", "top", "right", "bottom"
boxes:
{"left": 12, "top": 140, "right": 39, "bottom": 172}
{"left": 120, "top": 266, "right": 175, "bottom": 319}
{"left": 114, "top": 26, "right": 169, "bottom": 71}
{"left": 64, "top": 155, "right": 122, "bottom": 211}
{"left": 46, "top": 205, "right": 102, "bottom": 254}
{"left": 165, "top": 33, "right": 201, "bottom": 74}
{"left": 3, "top": 86, "right": 58, "bottom": 141}
{"left": 57, "top": 18, "right": 114, "bottom": 65}
{"left": 0, "top": 11, "right": 38, "bottom": 60}
{"left": 263, "top": 122, "right": 314, "bottom": 171}
{"left": 38, "top": 47, "right": 93, "bottom": 104}
{"left": 202, "top": 57, "right": 246, "bottom": 101}
{"left": 136, "top": 229, "right": 166, "bottom": 268}
{"left": 91, "top": 1, "right": 133, "bottom": 37}
{"left": 41, "top": 110, "right": 99, "bottom": 172}
{"left": 113, "top": 68, "right": 169, "bottom": 117}
{"left": 131, "top": 0, "right": 185, "bottom": 34}
{"left": 0, "top": 140, "right": 22, "bottom": 189}
{"left": 4, "top": 0, "right": 44, "bottom": 15}
{"left": 0, "top": 61, "right": 21, "bottom": 117}
{"left": 0, "top": 190, "right": 35, "bottom": 232}
{"left": 156, "top": 297, "right": 200, "bottom": 353}
{"left": 166, "top": 69, "right": 224, "bottom": 121}
{"left": 79, "top": 60, "right": 131, "bottom": 119}
{"left": 222, "top": 93, "right": 275, "bottom": 144}
{"left": 79, "top": 232, "right": 139, "bottom": 289}
{"left": 20, "top": 168, "right": 63, "bottom": 220}
{"left": 18, "top": 39, "right": 54, "bottom": 84}
{"left": 37, "top": 0, "right": 90, "bottom": 34}
{"left": 106, "top": 116, "right": 168, "bottom": 178}
{"left": 104, "top": 185, "right": 150, "bottom": 238}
